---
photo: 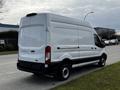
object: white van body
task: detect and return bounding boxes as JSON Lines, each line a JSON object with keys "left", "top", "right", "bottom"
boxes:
{"left": 17, "top": 13, "right": 107, "bottom": 80}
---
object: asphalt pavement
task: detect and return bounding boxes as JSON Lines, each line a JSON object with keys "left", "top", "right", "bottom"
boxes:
{"left": 0, "top": 45, "right": 120, "bottom": 90}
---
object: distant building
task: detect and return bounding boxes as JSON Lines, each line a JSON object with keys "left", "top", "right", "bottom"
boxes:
{"left": 0, "top": 23, "right": 19, "bottom": 51}
{"left": 94, "top": 27, "right": 116, "bottom": 40}
{"left": 0, "top": 23, "right": 19, "bottom": 32}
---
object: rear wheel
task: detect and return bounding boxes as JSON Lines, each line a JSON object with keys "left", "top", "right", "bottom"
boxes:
{"left": 56, "top": 64, "right": 71, "bottom": 81}
{"left": 98, "top": 55, "right": 107, "bottom": 67}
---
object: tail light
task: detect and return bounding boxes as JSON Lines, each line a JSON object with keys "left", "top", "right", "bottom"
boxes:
{"left": 45, "top": 46, "right": 51, "bottom": 64}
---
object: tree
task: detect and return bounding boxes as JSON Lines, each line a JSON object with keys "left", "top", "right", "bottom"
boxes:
{"left": 0, "top": 0, "right": 6, "bottom": 20}
{"left": 0, "top": 0, "right": 4, "bottom": 9}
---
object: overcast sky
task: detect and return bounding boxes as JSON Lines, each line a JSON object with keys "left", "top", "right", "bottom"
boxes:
{"left": 0, "top": 0, "right": 120, "bottom": 31}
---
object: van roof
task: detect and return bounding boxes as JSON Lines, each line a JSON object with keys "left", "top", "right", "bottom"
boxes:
{"left": 24, "top": 13, "right": 92, "bottom": 28}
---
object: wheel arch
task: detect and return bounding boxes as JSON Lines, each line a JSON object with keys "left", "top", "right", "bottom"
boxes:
{"left": 61, "top": 58, "right": 72, "bottom": 65}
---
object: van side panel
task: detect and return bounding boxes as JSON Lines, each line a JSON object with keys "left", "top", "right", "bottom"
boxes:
{"left": 49, "top": 14, "right": 103, "bottom": 62}
{"left": 50, "top": 21, "right": 79, "bottom": 62}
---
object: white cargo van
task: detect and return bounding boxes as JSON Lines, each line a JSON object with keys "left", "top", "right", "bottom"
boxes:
{"left": 17, "top": 13, "right": 107, "bottom": 80}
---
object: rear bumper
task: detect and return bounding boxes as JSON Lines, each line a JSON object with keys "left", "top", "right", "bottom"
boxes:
{"left": 17, "top": 60, "right": 60, "bottom": 74}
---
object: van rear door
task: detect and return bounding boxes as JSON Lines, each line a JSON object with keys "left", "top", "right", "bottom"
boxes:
{"left": 19, "top": 25, "right": 46, "bottom": 63}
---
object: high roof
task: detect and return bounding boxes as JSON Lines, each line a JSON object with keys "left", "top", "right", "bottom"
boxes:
{"left": 48, "top": 13, "right": 92, "bottom": 28}
{"left": 25, "top": 13, "right": 92, "bottom": 28}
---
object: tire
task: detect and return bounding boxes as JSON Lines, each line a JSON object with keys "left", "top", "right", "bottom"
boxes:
{"left": 56, "top": 64, "right": 71, "bottom": 81}
{"left": 98, "top": 55, "right": 107, "bottom": 67}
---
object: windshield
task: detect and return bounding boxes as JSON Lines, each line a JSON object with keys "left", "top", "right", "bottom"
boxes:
{"left": 19, "top": 26, "right": 46, "bottom": 47}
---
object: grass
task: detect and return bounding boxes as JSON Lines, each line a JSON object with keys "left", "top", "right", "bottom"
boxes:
{"left": 0, "top": 51, "right": 17, "bottom": 55}
{"left": 51, "top": 62, "right": 120, "bottom": 90}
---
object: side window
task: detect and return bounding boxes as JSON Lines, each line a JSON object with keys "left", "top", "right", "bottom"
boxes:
{"left": 94, "top": 34, "right": 101, "bottom": 47}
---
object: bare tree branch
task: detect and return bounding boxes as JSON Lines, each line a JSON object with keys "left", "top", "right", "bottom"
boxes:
{"left": 0, "top": 0, "right": 4, "bottom": 8}
{"left": 0, "top": 0, "right": 5, "bottom": 21}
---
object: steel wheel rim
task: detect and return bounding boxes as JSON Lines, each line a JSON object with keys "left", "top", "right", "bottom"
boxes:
{"left": 62, "top": 67, "right": 69, "bottom": 79}
{"left": 101, "top": 57, "right": 106, "bottom": 65}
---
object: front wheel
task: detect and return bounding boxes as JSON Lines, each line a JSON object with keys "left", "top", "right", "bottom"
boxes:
{"left": 98, "top": 55, "right": 107, "bottom": 67}
{"left": 56, "top": 65, "right": 71, "bottom": 81}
